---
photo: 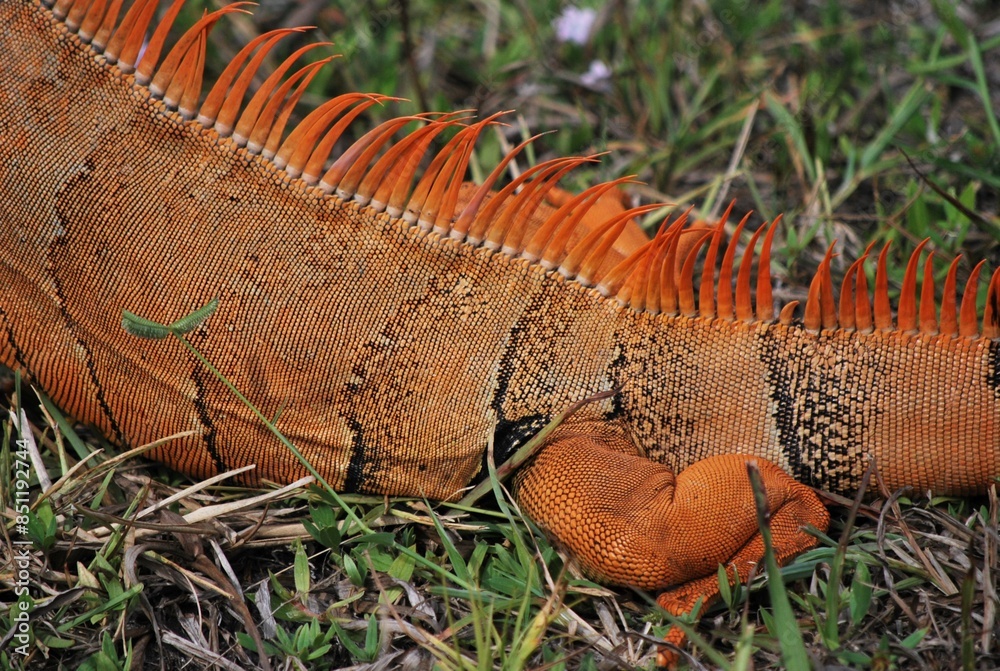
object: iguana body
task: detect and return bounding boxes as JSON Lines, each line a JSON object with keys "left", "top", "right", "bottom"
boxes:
{"left": 2, "top": 0, "right": 999, "bottom": 664}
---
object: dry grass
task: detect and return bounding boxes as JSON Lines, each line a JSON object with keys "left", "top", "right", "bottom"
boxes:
{"left": 4, "top": 394, "right": 999, "bottom": 669}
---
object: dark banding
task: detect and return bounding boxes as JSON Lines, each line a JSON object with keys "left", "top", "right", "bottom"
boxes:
{"left": 486, "top": 413, "right": 548, "bottom": 477}
{"left": 760, "top": 326, "right": 868, "bottom": 492}
{"left": 758, "top": 327, "right": 812, "bottom": 484}
{"left": 47, "top": 241, "right": 128, "bottom": 448}
{"left": 340, "top": 351, "right": 377, "bottom": 493}
{"left": 486, "top": 290, "right": 551, "bottom": 473}
{"left": 342, "top": 415, "right": 368, "bottom": 493}
{"left": 46, "top": 166, "right": 128, "bottom": 447}
{"left": 190, "top": 364, "right": 227, "bottom": 473}
{"left": 604, "top": 339, "right": 629, "bottom": 420}
{"left": 989, "top": 340, "right": 1000, "bottom": 399}
{"left": 489, "top": 324, "right": 529, "bottom": 419}
{"left": 0, "top": 305, "right": 31, "bottom": 374}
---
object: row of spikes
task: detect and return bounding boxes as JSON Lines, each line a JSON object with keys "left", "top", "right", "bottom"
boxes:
{"left": 47, "top": 0, "right": 634, "bottom": 256}
{"left": 47, "top": 0, "right": 1000, "bottom": 340}
{"left": 596, "top": 206, "right": 1000, "bottom": 339}
{"left": 44, "top": 0, "right": 670, "bottom": 284}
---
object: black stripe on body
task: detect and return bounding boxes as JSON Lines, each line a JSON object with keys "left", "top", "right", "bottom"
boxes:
{"left": 45, "top": 163, "right": 128, "bottom": 447}
{"left": 339, "top": 338, "right": 384, "bottom": 494}
{"left": 988, "top": 339, "right": 1000, "bottom": 399}
{"left": 486, "top": 291, "right": 552, "bottom": 475}
{"left": 758, "top": 327, "right": 810, "bottom": 483}
{"left": 47, "top": 238, "right": 128, "bottom": 448}
{"left": 759, "top": 326, "right": 868, "bottom": 493}
{"left": 342, "top": 415, "right": 368, "bottom": 493}
{"left": 0, "top": 305, "right": 31, "bottom": 373}
{"left": 603, "top": 339, "right": 628, "bottom": 420}
{"left": 190, "top": 364, "right": 227, "bottom": 474}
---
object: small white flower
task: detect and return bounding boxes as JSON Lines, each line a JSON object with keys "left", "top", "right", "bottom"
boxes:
{"left": 580, "top": 59, "right": 612, "bottom": 90}
{"left": 554, "top": 6, "right": 597, "bottom": 45}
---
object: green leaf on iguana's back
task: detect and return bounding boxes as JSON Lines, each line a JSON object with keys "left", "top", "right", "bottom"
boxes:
{"left": 121, "top": 310, "right": 171, "bottom": 339}
{"left": 168, "top": 298, "right": 219, "bottom": 334}
{"left": 121, "top": 298, "right": 218, "bottom": 339}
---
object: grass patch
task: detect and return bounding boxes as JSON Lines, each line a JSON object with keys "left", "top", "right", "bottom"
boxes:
{"left": 5, "top": 385, "right": 997, "bottom": 668}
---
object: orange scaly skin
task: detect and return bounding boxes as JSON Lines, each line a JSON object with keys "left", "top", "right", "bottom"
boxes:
{"left": 2, "top": 0, "right": 999, "bottom": 665}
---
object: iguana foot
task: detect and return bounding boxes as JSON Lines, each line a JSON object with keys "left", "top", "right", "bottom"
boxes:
{"left": 513, "top": 419, "right": 829, "bottom": 666}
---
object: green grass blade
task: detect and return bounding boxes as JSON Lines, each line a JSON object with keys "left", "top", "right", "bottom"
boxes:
{"left": 120, "top": 310, "right": 171, "bottom": 339}
{"left": 167, "top": 297, "right": 219, "bottom": 334}
{"left": 746, "top": 463, "right": 811, "bottom": 670}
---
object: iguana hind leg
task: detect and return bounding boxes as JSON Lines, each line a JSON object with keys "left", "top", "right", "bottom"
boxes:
{"left": 513, "top": 418, "right": 829, "bottom": 666}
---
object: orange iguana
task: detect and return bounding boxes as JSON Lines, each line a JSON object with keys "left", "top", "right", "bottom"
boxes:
{"left": 2, "top": 0, "right": 999, "bottom": 666}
